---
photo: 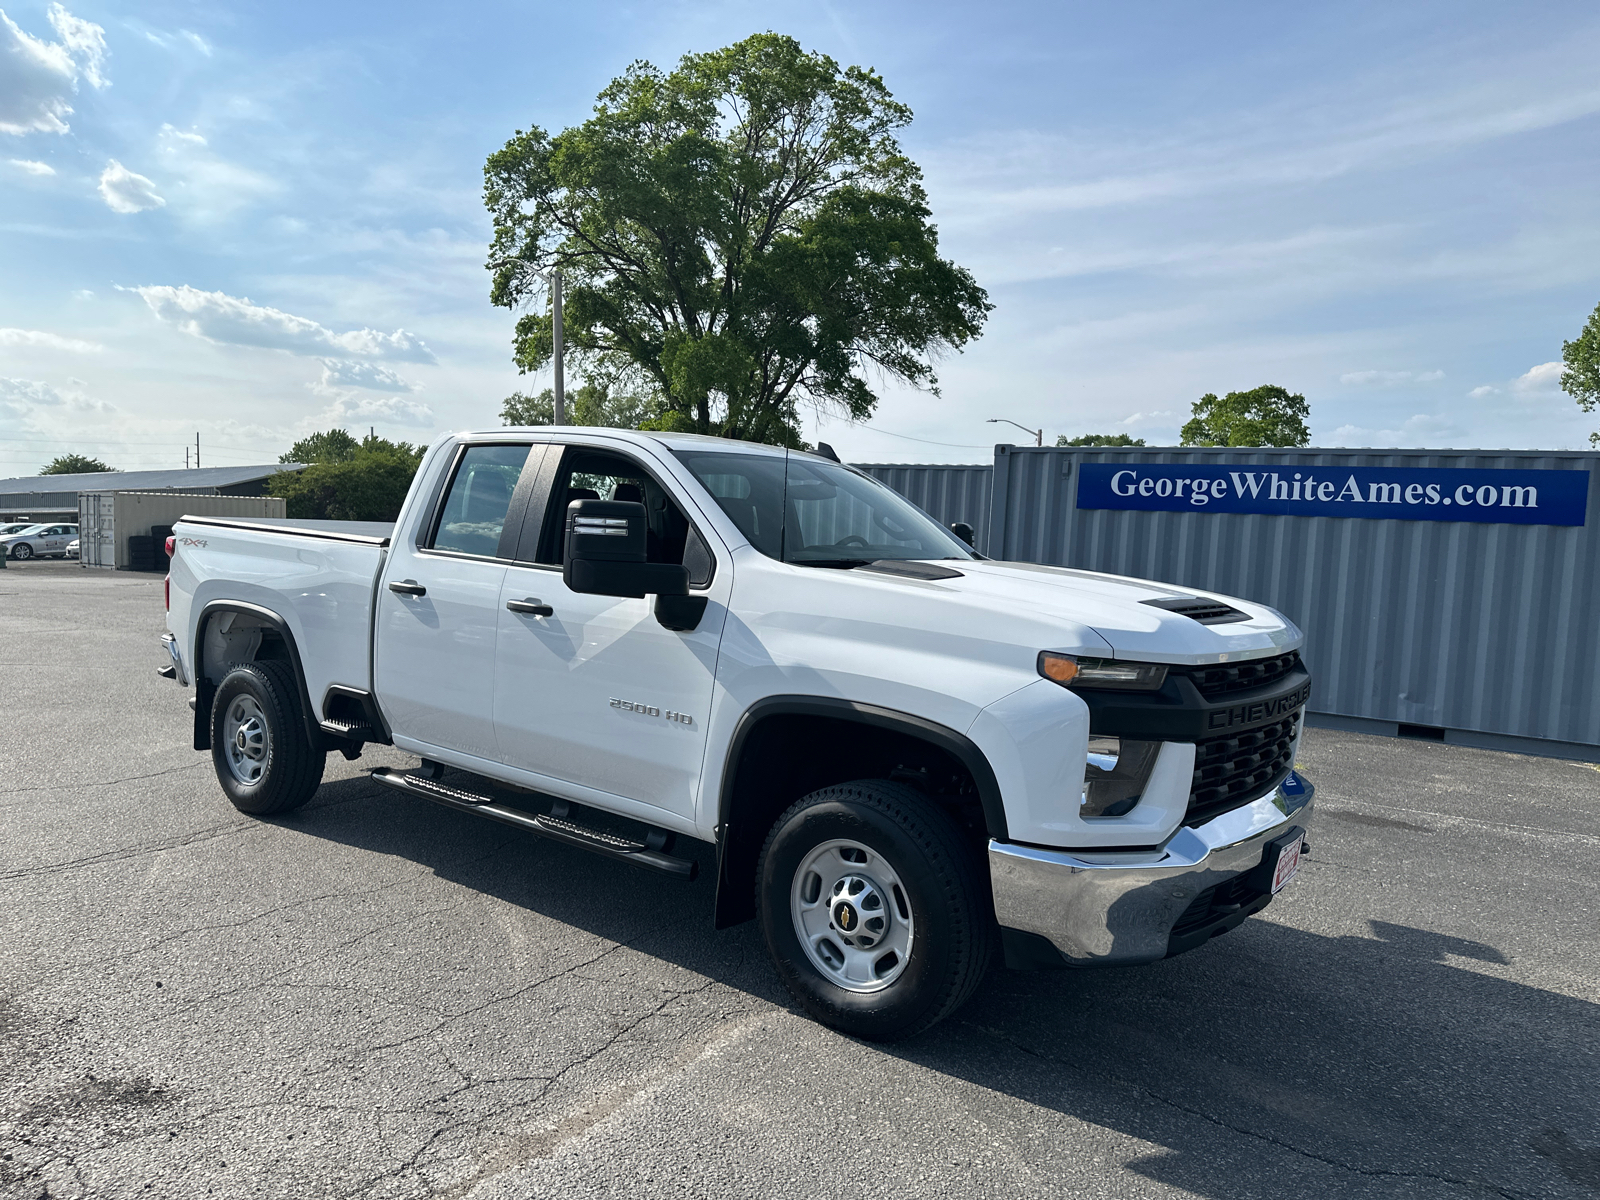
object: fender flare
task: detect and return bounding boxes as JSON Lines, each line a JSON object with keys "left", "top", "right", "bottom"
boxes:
{"left": 191, "top": 600, "right": 324, "bottom": 752}
{"left": 711, "top": 695, "right": 1008, "bottom": 928}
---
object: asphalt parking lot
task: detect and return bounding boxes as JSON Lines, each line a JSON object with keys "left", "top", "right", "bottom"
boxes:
{"left": 2, "top": 561, "right": 1597, "bottom": 1200}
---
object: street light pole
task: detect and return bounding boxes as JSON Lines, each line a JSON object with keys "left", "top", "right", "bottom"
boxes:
{"left": 986, "top": 417, "right": 1043, "bottom": 446}
{"left": 550, "top": 270, "right": 564, "bottom": 425}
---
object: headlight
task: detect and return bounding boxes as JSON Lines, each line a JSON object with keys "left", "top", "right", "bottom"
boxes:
{"left": 1038, "top": 652, "right": 1168, "bottom": 691}
{"left": 1081, "top": 736, "right": 1161, "bottom": 817}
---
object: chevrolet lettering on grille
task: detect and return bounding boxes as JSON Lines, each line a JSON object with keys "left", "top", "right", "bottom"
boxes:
{"left": 1206, "top": 682, "right": 1312, "bottom": 731}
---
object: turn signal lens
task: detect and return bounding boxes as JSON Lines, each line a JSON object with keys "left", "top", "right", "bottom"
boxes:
{"left": 1037, "top": 652, "right": 1078, "bottom": 684}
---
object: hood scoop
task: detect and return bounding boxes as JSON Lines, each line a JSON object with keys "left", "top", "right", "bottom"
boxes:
{"left": 1141, "top": 595, "right": 1251, "bottom": 625}
{"left": 860, "top": 560, "right": 965, "bottom": 581}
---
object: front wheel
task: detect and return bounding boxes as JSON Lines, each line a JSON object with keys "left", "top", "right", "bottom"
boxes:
{"left": 11, "top": 543, "right": 31, "bottom": 560}
{"left": 757, "top": 781, "right": 995, "bottom": 1040}
{"left": 210, "top": 661, "right": 325, "bottom": 815}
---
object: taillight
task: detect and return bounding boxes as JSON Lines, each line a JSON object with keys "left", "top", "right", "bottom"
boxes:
{"left": 165, "top": 536, "right": 176, "bottom": 557}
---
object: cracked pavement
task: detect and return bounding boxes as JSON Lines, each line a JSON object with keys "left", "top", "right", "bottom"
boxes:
{"left": 2, "top": 560, "right": 1598, "bottom": 1199}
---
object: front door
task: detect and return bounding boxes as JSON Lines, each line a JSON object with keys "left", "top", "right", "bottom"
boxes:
{"left": 492, "top": 443, "right": 729, "bottom": 822}
{"left": 376, "top": 441, "right": 538, "bottom": 763}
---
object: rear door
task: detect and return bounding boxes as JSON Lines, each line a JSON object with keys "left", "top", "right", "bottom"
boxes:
{"left": 376, "top": 441, "right": 543, "bottom": 763}
{"left": 491, "top": 441, "right": 729, "bottom": 822}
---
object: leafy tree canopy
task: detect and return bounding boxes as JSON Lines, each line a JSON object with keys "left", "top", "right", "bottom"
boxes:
{"left": 1561, "top": 300, "right": 1600, "bottom": 447}
{"left": 40, "top": 453, "right": 114, "bottom": 474}
{"left": 484, "top": 32, "right": 991, "bottom": 447}
{"left": 280, "top": 428, "right": 362, "bottom": 465}
{"left": 501, "top": 382, "right": 654, "bottom": 430}
{"left": 1056, "top": 433, "right": 1146, "bottom": 447}
{"left": 1180, "top": 385, "right": 1310, "bottom": 447}
{"left": 269, "top": 430, "right": 425, "bottom": 521}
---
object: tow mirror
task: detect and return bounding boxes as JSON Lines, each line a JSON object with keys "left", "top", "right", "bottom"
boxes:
{"left": 564, "top": 499, "right": 689, "bottom": 600}
{"left": 950, "top": 521, "right": 975, "bottom": 546}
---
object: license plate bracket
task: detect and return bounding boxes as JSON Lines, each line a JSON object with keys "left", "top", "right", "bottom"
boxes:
{"left": 1246, "top": 826, "right": 1305, "bottom": 895}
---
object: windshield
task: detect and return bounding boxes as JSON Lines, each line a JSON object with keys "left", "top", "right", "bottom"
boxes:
{"left": 674, "top": 450, "right": 975, "bottom": 566}
{"left": 5, "top": 525, "right": 45, "bottom": 537}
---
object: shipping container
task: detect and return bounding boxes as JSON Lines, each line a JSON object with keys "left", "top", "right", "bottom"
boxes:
{"left": 865, "top": 446, "right": 1599, "bottom": 760}
{"left": 77, "top": 491, "right": 287, "bottom": 570}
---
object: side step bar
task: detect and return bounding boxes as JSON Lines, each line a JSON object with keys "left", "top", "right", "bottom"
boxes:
{"left": 368, "top": 766, "right": 697, "bottom": 880}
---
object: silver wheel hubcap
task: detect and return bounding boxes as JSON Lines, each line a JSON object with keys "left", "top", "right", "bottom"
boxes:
{"left": 223, "top": 695, "right": 269, "bottom": 785}
{"left": 790, "top": 839, "right": 914, "bottom": 993}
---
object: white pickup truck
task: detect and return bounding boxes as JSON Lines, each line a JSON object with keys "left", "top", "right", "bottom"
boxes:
{"left": 160, "top": 429, "right": 1315, "bottom": 1038}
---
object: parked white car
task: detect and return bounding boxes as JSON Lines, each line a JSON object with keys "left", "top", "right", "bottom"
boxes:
{"left": 0, "top": 522, "right": 36, "bottom": 538}
{"left": 66, "top": 538, "right": 80, "bottom": 558}
{"left": 161, "top": 430, "right": 1315, "bottom": 1038}
{"left": 3, "top": 523, "right": 79, "bottom": 559}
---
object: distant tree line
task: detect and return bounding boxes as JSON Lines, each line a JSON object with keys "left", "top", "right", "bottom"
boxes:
{"left": 269, "top": 429, "right": 424, "bottom": 522}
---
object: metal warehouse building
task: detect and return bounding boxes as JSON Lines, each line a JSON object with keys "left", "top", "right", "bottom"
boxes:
{"left": 864, "top": 446, "right": 1599, "bottom": 762}
{"left": 0, "top": 464, "right": 303, "bottom": 569}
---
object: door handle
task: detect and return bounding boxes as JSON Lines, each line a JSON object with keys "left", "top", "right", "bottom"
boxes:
{"left": 388, "top": 579, "right": 427, "bottom": 596}
{"left": 506, "top": 598, "right": 553, "bottom": 616}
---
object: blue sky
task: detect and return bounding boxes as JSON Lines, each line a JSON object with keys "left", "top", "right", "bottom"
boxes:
{"left": 2, "top": 0, "right": 1597, "bottom": 472}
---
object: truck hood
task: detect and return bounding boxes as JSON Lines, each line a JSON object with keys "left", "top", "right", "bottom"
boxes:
{"left": 919, "top": 560, "right": 1301, "bottom": 665}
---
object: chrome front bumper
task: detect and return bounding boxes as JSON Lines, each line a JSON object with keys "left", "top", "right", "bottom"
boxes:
{"left": 989, "top": 774, "right": 1315, "bottom": 967}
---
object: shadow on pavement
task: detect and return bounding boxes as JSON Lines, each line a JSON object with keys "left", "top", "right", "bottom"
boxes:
{"left": 285, "top": 772, "right": 1598, "bottom": 1199}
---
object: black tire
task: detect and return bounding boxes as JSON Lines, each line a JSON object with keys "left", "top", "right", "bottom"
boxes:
{"left": 756, "top": 780, "right": 995, "bottom": 1041}
{"left": 209, "top": 660, "right": 325, "bottom": 816}
{"left": 11, "top": 543, "right": 31, "bottom": 560}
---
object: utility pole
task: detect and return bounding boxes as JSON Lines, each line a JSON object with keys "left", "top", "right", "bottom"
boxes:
{"left": 195, "top": 433, "right": 201, "bottom": 468}
{"left": 185, "top": 447, "right": 189, "bottom": 469}
{"left": 550, "top": 270, "right": 565, "bottom": 425}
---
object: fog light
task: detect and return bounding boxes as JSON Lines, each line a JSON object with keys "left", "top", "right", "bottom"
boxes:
{"left": 1081, "top": 736, "right": 1161, "bottom": 817}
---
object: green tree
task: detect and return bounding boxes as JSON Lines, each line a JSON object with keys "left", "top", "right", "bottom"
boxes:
{"left": 1561, "top": 300, "right": 1600, "bottom": 446}
{"left": 1180, "top": 385, "right": 1310, "bottom": 447}
{"left": 40, "top": 453, "right": 114, "bottom": 474}
{"left": 484, "top": 33, "right": 990, "bottom": 448}
{"left": 1056, "top": 433, "right": 1146, "bottom": 447}
{"left": 280, "top": 428, "right": 361, "bottom": 465}
{"left": 269, "top": 430, "right": 424, "bottom": 521}
{"left": 501, "top": 382, "right": 654, "bottom": 429}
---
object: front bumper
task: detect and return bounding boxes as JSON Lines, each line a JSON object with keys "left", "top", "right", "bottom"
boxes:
{"left": 989, "top": 773, "right": 1315, "bottom": 967}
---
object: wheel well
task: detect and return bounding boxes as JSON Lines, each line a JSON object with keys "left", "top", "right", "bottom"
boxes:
{"left": 713, "top": 709, "right": 999, "bottom": 929}
{"left": 192, "top": 605, "right": 320, "bottom": 752}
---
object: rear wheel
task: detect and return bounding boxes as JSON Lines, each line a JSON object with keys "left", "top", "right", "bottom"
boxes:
{"left": 209, "top": 660, "right": 325, "bottom": 815}
{"left": 757, "top": 780, "right": 995, "bottom": 1041}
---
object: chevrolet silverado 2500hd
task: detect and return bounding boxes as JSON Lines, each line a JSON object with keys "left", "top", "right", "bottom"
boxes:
{"left": 160, "top": 429, "right": 1315, "bottom": 1039}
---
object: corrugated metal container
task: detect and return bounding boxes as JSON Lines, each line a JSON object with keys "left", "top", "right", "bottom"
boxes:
{"left": 78, "top": 491, "right": 286, "bottom": 569}
{"left": 855, "top": 463, "right": 994, "bottom": 553}
{"left": 983, "top": 446, "right": 1600, "bottom": 758}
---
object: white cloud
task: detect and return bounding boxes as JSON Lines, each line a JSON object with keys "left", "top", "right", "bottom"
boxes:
{"left": 0, "top": 4, "right": 108, "bottom": 136}
{"left": 315, "top": 359, "right": 415, "bottom": 393}
{"left": 1468, "top": 384, "right": 1497, "bottom": 398}
{"left": 133, "top": 284, "right": 436, "bottom": 363}
{"left": 1321, "top": 413, "right": 1460, "bottom": 447}
{"left": 1511, "top": 360, "right": 1563, "bottom": 394}
{"left": 0, "top": 327, "right": 102, "bottom": 352}
{"left": 0, "top": 377, "right": 67, "bottom": 412}
{"left": 8, "top": 157, "right": 54, "bottom": 175}
{"left": 98, "top": 160, "right": 164, "bottom": 213}
{"left": 154, "top": 124, "right": 280, "bottom": 218}
{"left": 1339, "top": 369, "right": 1446, "bottom": 386}
{"left": 160, "top": 124, "right": 205, "bottom": 147}
{"left": 319, "top": 393, "right": 435, "bottom": 428}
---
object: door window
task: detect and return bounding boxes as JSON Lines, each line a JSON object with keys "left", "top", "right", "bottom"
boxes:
{"left": 532, "top": 448, "right": 714, "bottom": 586}
{"left": 428, "top": 444, "right": 531, "bottom": 559}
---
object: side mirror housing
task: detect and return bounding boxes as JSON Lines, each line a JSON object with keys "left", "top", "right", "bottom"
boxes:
{"left": 564, "top": 499, "right": 689, "bottom": 599}
{"left": 950, "top": 521, "right": 976, "bottom": 547}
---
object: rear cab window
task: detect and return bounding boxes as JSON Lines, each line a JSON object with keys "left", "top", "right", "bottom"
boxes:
{"left": 426, "top": 444, "right": 533, "bottom": 559}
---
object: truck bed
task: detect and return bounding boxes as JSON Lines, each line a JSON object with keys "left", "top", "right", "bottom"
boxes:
{"left": 172, "top": 515, "right": 391, "bottom": 711}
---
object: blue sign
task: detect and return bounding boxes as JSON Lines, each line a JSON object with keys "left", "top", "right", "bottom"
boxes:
{"left": 1076, "top": 464, "right": 1589, "bottom": 526}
